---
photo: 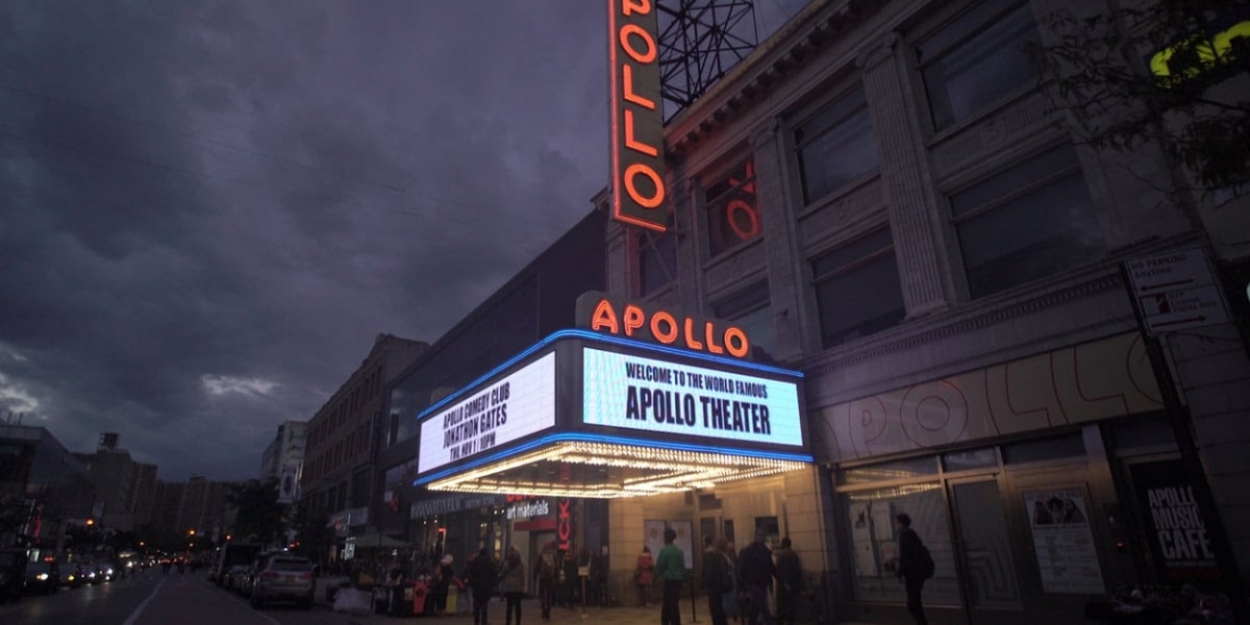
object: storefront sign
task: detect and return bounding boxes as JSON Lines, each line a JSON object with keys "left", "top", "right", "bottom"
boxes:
{"left": 418, "top": 352, "right": 557, "bottom": 473}
{"left": 582, "top": 347, "right": 803, "bottom": 447}
{"left": 577, "top": 292, "right": 752, "bottom": 359}
{"left": 409, "top": 495, "right": 505, "bottom": 520}
{"left": 609, "top": 0, "right": 667, "bottom": 231}
{"left": 557, "top": 498, "right": 573, "bottom": 551}
{"left": 1023, "top": 490, "right": 1106, "bottom": 594}
{"left": 506, "top": 499, "right": 550, "bottom": 519}
{"left": 1131, "top": 460, "right": 1221, "bottom": 580}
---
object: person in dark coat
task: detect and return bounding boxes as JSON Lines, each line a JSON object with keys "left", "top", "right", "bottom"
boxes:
{"left": 737, "top": 529, "right": 776, "bottom": 625}
{"left": 896, "top": 514, "right": 928, "bottom": 625}
{"left": 534, "top": 542, "right": 558, "bottom": 620}
{"left": 467, "top": 548, "right": 498, "bottom": 625}
{"left": 773, "top": 537, "right": 803, "bottom": 625}
{"left": 701, "top": 535, "right": 731, "bottom": 625}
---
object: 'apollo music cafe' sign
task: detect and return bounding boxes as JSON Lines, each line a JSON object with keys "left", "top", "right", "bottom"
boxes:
{"left": 411, "top": 298, "right": 809, "bottom": 499}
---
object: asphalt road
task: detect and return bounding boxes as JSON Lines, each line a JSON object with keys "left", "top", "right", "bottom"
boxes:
{"left": 0, "top": 571, "right": 360, "bottom": 625}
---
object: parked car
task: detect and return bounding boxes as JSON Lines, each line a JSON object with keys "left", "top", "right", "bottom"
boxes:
{"left": 221, "top": 564, "right": 250, "bottom": 591}
{"left": 231, "top": 565, "right": 254, "bottom": 596}
{"left": 211, "top": 543, "right": 262, "bottom": 585}
{"left": 24, "top": 560, "right": 59, "bottom": 595}
{"left": 0, "top": 549, "right": 28, "bottom": 603}
{"left": 248, "top": 555, "right": 315, "bottom": 609}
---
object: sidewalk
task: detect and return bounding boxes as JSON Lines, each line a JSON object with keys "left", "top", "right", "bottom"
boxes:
{"left": 312, "top": 578, "right": 872, "bottom": 625}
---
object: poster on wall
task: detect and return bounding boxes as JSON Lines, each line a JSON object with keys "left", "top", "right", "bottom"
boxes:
{"left": 849, "top": 501, "right": 878, "bottom": 576}
{"left": 1130, "top": 460, "right": 1222, "bottom": 581}
{"left": 644, "top": 519, "right": 667, "bottom": 563}
{"left": 1023, "top": 489, "right": 1106, "bottom": 594}
{"left": 670, "top": 520, "right": 694, "bottom": 569}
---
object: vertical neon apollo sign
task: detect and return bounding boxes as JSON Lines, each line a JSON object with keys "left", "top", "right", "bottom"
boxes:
{"left": 609, "top": 0, "right": 668, "bottom": 232}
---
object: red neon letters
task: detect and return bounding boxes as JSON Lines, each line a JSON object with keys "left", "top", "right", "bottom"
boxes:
{"left": 609, "top": 0, "right": 667, "bottom": 231}
{"left": 590, "top": 298, "right": 751, "bottom": 359}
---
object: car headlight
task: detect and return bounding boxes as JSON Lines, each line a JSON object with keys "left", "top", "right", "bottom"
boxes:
{"left": 68, "top": 575, "right": 75, "bottom": 581}
{"left": 36, "top": 573, "right": 49, "bottom": 580}
{"left": 107, "top": 568, "right": 114, "bottom": 576}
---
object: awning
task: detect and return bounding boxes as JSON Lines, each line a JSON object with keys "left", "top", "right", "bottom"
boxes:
{"left": 346, "top": 532, "right": 408, "bottom": 548}
{"left": 411, "top": 330, "right": 812, "bottom": 499}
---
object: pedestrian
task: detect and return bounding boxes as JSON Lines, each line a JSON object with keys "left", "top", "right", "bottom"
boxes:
{"left": 635, "top": 545, "right": 655, "bottom": 606}
{"left": 773, "top": 537, "right": 803, "bottom": 625}
{"left": 500, "top": 546, "right": 526, "bottom": 625}
{"left": 737, "top": 529, "right": 776, "bottom": 625}
{"left": 534, "top": 542, "right": 558, "bottom": 620}
{"left": 702, "top": 536, "right": 731, "bottom": 625}
{"left": 467, "top": 548, "right": 498, "bottom": 625}
{"left": 719, "top": 540, "right": 739, "bottom": 622}
{"left": 896, "top": 513, "right": 932, "bottom": 625}
{"left": 433, "top": 554, "right": 455, "bottom": 615}
{"left": 656, "top": 527, "right": 685, "bottom": 625}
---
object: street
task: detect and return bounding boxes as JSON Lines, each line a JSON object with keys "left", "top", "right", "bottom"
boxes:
{"left": 0, "top": 570, "right": 353, "bottom": 625}
{"left": 0, "top": 569, "right": 704, "bottom": 625}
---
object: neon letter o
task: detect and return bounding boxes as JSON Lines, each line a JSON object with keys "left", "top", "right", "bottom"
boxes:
{"left": 624, "top": 164, "right": 665, "bottom": 208}
{"left": 650, "top": 312, "right": 679, "bottom": 344}
{"left": 725, "top": 199, "right": 760, "bottom": 240}
{"left": 724, "top": 327, "right": 750, "bottom": 358}
{"left": 619, "top": 24, "right": 657, "bottom": 63}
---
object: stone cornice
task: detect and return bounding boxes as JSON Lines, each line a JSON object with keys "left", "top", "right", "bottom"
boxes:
{"left": 665, "top": 0, "right": 881, "bottom": 156}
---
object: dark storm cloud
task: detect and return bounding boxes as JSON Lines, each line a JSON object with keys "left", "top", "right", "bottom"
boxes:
{"left": 0, "top": 0, "right": 810, "bottom": 481}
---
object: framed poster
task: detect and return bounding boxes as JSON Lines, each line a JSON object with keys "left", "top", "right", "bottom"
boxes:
{"left": 670, "top": 520, "right": 694, "bottom": 569}
{"left": 645, "top": 519, "right": 667, "bottom": 562}
{"left": 1023, "top": 489, "right": 1106, "bottom": 594}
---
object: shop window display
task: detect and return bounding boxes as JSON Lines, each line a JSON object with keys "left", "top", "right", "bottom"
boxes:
{"left": 842, "top": 483, "right": 960, "bottom": 605}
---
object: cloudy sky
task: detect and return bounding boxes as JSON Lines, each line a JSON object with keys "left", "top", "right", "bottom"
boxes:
{"left": 0, "top": 0, "right": 809, "bottom": 482}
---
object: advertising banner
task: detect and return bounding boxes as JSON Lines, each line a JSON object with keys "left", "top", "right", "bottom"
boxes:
{"left": 1131, "top": 460, "right": 1222, "bottom": 580}
{"left": 1023, "top": 489, "right": 1106, "bottom": 594}
{"left": 582, "top": 347, "right": 803, "bottom": 448}
{"left": 418, "top": 352, "right": 556, "bottom": 474}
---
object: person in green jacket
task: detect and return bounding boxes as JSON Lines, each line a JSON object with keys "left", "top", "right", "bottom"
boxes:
{"left": 655, "top": 527, "right": 685, "bottom": 625}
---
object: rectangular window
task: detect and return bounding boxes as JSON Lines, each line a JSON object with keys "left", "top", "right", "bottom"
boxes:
{"left": 951, "top": 144, "right": 1105, "bottom": 299}
{"left": 794, "top": 87, "right": 878, "bottom": 203}
{"left": 638, "top": 215, "right": 678, "bottom": 296}
{"left": 712, "top": 282, "right": 776, "bottom": 359}
{"left": 812, "top": 228, "right": 907, "bottom": 348}
{"left": 704, "top": 159, "right": 762, "bottom": 257}
{"left": 841, "top": 483, "right": 959, "bottom": 605}
{"left": 917, "top": 0, "right": 1042, "bottom": 130}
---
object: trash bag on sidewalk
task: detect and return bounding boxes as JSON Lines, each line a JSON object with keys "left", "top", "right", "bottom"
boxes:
{"left": 333, "top": 587, "right": 373, "bottom": 614}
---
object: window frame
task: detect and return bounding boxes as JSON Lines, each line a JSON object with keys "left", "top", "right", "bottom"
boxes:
{"left": 789, "top": 84, "right": 880, "bottom": 208}
{"left": 943, "top": 142, "right": 1105, "bottom": 301}
{"left": 809, "top": 224, "right": 908, "bottom": 349}
{"left": 711, "top": 281, "right": 775, "bottom": 357}
{"left": 910, "top": 0, "right": 1042, "bottom": 137}
{"left": 700, "top": 152, "right": 764, "bottom": 265}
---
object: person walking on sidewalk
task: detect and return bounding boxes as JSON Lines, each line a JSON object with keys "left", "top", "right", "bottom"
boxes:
{"left": 896, "top": 513, "right": 933, "bottom": 625}
{"left": 702, "top": 536, "right": 731, "bottom": 625}
{"left": 534, "top": 542, "right": 558, "bottom": 620}
{"left": 773, "top": 538, "right": 803, "bottom": 625}
{"left": 500, "top": 547, "right": 526, "bottom": 625}
{"left": 635, "top": 545, "right": 655, "bottom": 607}
{"left": 656, "top": 528, "right": 685, "bottom": 625}
{"left": 738, "top": 529, "right": 776, "bottom": 625}
{"left": 467, "top": 548, "right": 498, "bottom": 625}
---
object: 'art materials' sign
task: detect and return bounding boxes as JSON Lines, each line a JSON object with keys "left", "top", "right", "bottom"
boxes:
{"left": 582, "top": 347, "right": 803, "bottom": 447}
{"left": 608, "top": 0, "right": 667, "bottom": 231}
{"left": 418, "top": 352, "right": 556, "bottom": 473}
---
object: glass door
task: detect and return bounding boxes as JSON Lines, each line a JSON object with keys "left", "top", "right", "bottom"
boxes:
{"left": 949, "top": 477, "right": 1022, "bottom": 620}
